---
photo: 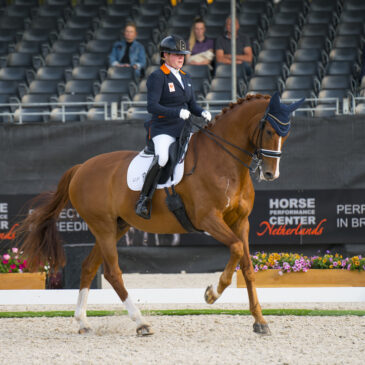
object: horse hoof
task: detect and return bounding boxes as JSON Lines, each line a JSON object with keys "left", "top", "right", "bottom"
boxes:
{"left": 204, "top": 285, "right": 219, "bottom": 304}
{"left": 78, "top": 327, "right": 92, "bottom": 334}
{"left": 253, "top": 322, "right": 271, "bottom": 336}
{"left": 137, "top": 324, "right": 154, "bottom": 336}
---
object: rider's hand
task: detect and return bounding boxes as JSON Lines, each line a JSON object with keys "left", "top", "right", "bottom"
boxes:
{"left": 179, "top": 109, "right": 191, "bottom": 120}
{"left": 201, "top": 110, "right": 212, "bottom": 122}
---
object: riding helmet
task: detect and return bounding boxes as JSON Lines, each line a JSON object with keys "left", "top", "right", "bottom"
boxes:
{"left": 159, "top": 35, "right": 191, "bottom": 57}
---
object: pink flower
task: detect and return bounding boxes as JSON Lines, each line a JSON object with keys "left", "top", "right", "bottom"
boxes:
{"left": 10, "top": 264, "right": 17, "bottom": 269}
{"left": 3, "top": 254, "right": 10, "bottom": 261}
{"left": 278, "top": 271, "right": 283, "bottom": 276}
{"left": 12, "top": 247, "right": 18, "bottom": 254}
{"left": 2, "top": 260, "right": 8, "bottom": 265}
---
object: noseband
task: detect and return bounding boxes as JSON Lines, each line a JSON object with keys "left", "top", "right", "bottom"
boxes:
{"left": 190, "top": 112, "right": 283, "bottom": 174}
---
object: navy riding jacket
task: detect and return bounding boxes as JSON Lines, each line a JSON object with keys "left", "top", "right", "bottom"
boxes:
{"left": 146, "top": 63, "right": 204, "bottom": 138}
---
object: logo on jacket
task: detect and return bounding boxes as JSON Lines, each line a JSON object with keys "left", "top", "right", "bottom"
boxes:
{"left": 168, "top": 82, "right": 175, "bottom": 92}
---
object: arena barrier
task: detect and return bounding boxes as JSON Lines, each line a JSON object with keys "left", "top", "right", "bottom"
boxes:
{"left": 1, "top": 116, "right": 365, "bottom": 279}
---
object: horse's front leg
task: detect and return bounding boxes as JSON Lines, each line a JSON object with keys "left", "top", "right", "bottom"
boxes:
{"left": 236, "top": 219, "right": 271, "bottom": 335}
{"left": 202, "top": 213, "right": 244, "bottom": 304}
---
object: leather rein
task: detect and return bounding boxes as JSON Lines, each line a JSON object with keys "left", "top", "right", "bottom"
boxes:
{"left": 189, "top": 113, "right": 283, "bottom": 174}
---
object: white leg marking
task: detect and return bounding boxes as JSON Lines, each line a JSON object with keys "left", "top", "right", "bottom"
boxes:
{"left": 212, "top": 283, "right": 221, "bottom": 298}
{"left": 75, "top": 288, "right": 91, "bottom": 330}
{"left": 224, "top": 179, "right": 231, "bottom": 208}
{"left": 274, "top": 137, "right": 282, "bottom": 179}
{"left": 123, "top": 296, "right": 146, "bottom": 327}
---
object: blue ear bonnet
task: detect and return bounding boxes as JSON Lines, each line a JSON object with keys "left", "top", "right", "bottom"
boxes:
{"left": 265, "top": 92, "right": 305, "bottom": 137}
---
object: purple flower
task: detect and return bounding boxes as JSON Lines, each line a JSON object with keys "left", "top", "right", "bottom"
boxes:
{"left": 263, "top": 265, "right": 268, "bottom": 270}
{"left": 347, "top": 264, "right": 351, "bottom": 270}
{"left": 333, "top": 262, "right": 338, "bottom": 267}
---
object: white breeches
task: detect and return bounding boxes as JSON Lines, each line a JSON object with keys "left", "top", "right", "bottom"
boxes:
{"left": 152, "top": 134, "right": 176, "bottom": 167}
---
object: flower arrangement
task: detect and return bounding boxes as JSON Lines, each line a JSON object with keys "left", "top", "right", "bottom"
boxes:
{"left": 247, "top": 252, "right": 365, "bottom": 275}
{"left": 0, "top": 247, "right": 49, "bottom": 274}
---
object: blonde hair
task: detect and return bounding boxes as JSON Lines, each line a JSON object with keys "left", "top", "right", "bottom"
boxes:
{"left": 189, "top": 18, "right": 205, "bottom": 54}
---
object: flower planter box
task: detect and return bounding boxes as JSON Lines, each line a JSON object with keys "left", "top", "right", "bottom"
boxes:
{"left": 237, "top": 269, "right": 365, "bottom": 288}
{"left": 0, "top": 273, "right": 46, "bottom": 290}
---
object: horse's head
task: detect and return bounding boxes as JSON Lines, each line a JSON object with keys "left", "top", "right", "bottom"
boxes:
{"left": 255, "top": 92, "right": 304, "bottom": 181}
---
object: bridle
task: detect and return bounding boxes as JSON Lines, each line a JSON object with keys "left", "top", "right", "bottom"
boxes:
{"left": 189, "top": 111, "right": 285, "bottom": 174}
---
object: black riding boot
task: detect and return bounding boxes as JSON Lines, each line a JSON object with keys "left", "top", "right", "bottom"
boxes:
{"left": 135, "top": 156, "right": 162, "bottom": 219}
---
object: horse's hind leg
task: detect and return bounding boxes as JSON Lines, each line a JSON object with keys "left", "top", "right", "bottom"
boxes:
{"left": 75, "top": 243, "right": 103, "bottom": 334}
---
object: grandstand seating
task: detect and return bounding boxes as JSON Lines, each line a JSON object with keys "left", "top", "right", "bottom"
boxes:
{"left": 0, "top": 0, "right": 363, "bottom": 122}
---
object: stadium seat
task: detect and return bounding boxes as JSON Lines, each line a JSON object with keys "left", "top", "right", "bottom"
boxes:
{"left": 91, "top": 28, "right": 121, "bottom": 41}
{"left": 301, "top": 24, "right": 335, "bottom": 39}
{"left": 36, "top": 53, "right": 74, "bottom": 68}
{"left": 13, "top": 106, "right": 49, "bottom": 123}
{"left": 132, "top": 93, "right": 147, "bottom": 102}
{"left": 336, "top": 23, "right": 364, "bottom": 37}
{"left": 310, "top": 0, "right": 342, "bottom": 13}
{"left": 22, "top": 29, "right": 51, "bottom": 43}
{"left": 293, "top": 49, "right": 327, "bottom": 64}
{"left": 26, "top": 79, "right": 60, "bottom": 96}
{"left": 344, "top": 0, "right": 365, "bottom": 11}
{"left": 10, "top": 41, "right": 42, "bottom": 55}
{"left": 0, "top": 16, "right": 25, "bottom": 31}
{"left": 65, "top": 66, "right": 102, "bottom": 82}
{"left": 35, "top": 5, "right": 69, "bottom": 18}
{"left": 65, "top": 16, "right": 94, "bottom": 30}
{"left": 206, "top": 1, "right": 231, "bottom": 16}
{"left": 339, "top": 10, "right": 365, "bottom": 23}
{"left": 313, "top": 104, "right": 337, "bottom": 117}
{"left": 135, "top": 3, "right": 168, "bottom": 17}
{"left": 126, "top": 106, "right": 148, "bottom": 120}
{"left": 318, "top": 88, "right": 352, "bottom": 100}
{"left": 254, "top": 62, "right": 289, "bottom": 79}
{"left": 0, "top": 67, "right": 27, "bottom": 82}
{"left": 28, "top": 16, "right": 61, "bottom": 31}
{"left": 84, "top": 39, "right": 114, "bottom": 54}
{"left": 305, "top": 11, "right": 338, "bottom": 26}
{"left": 265, "top": 24, "right": 300, "bottom": 41}
{"left": 96, "top": 79, "right": 137, "bottom": 100}
{"left": 183, "top": 65, "right": 211, "bottom": 81}
{"left": 297, "top": 36, "right": 331, "bottom": 53}
{"left": 325, "top": 61, "right": 354, "bottom": 76}
{"left": 58, "top": 80, "right": 95, "bottom": 97}
{"left": 272, "top": 12, "right": 304, "bottom": 27}
{"left": 261, "top": 37, "right": 295, "bottom": 53}
{"left": 171, "top": 2, "right": 206, "bottom": 16}
{"left": 204, "top": 14, "right": 226, "bottom": 27}
{"left": 281, "top": 89, "right": 316, "bottom": 106}
{"left": 45, "top": 40, "right": 81, "bottom": 55}
{"left": 333, "top": 36, "right": 361, "bottom": 49}
{"left": 75, "top": 53, "right": 108, "bottom": 67}
{"left": 285, "top": 75, "right": 320, "bottom": 94}
{"left": 329, "top": 48, "right": 360, "bottom": 63}
{"left": 144, "top": 65, "right": 160, "bottom": 78}
{"left": 106, "top": 67, "right": 135, "bottom": 81}
{"left": 240, "top": 1, "right": 273, "bottom": 17}
{"left": 100, "top": 4, "right": 133, "bottom": 17}
{"left": 0, "top": 29, "right": 19, "bottom": 43}
{"left": 191, "top": 77, "right": 210, "bottom": 97}
{"left": 277, "top": 0, "right": 309, "bottom": 15}
{"left": 256, "top": 50, "right": 290, "bottom": 65}
{"left": 2, "top": 53, "right": 34, "bottom": 68}
{"left": 34, "top": 66, "right": 65, "bottom": 81}
{"left": 57, "top": 28, "right": 89, "bottom": 42}
{"left": 72, "top": 4, "right": 101, "bottom": 18}
{"left": 97, "top": 15, "right": 127, "bottom": 30}
{"left": 3, "top": 4, "right": 34, "bottom": 18}
{"left": 320, "top": 75, "right": 355, "bottom": 92}
{"left": 0, "top": 80, "right": 20, "bottom": 96}
{"left": 138, "top": 79, "right": 148, "bottom": 93}
{"left": 289, "top": 62, "right": 324, "bottom": 79}
{"left": 248, "top": 76, "right": 283, "bottom": 95}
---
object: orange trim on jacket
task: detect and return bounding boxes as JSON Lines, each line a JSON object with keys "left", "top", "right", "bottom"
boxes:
{"left": 160, "top": 63, "right": 170, "bottom": 74}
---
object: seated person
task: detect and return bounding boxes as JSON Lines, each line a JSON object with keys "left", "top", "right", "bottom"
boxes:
{"left": 215, "top": 16, "right": 253, "bottom": 78}
{"left": 186, "top": 17, "right": 214, "bottom": 67}
{"left": 109, "top": 22, "right": 146, "bottom": 79}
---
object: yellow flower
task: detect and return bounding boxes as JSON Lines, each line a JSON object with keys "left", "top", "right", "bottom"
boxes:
{"left": 329, "top": 265, "right": 333, "bottom": 269}
{"left": 352, "top": 256, "right": 359, "bottom": 262}
{"left": 355, "top": 261, "right": 360, "bottom": 266}
{"left": 337, "top": 261, "right": 341, "bottom": 266}
{"left": 323, "top": 259, "right": 327, "bottom": 263}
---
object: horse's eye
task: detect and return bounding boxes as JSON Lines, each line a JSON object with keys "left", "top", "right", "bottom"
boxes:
{"left": 266, "top": 129, "right": 273, "bottom": 137}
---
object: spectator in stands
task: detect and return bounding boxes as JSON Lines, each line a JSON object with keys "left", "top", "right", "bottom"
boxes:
{"left": 186, "top": 18, "right": 214, "bottom": 67}
{"left": 361, "top": 44, "right": 365, "bottom": 80}
{"left": 109, "top": 22, "right": 146, "bottom": 79}
{"left": 135, "top": 35, "right": 212, "bottom": 219}
{"left": 216, "top": 16, "right": 253, "bottom": 78}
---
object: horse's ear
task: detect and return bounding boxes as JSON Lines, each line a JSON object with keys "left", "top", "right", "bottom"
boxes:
{"left": 268, "top": 92, "right": 281, "bottom": 112}
{"left": 287, "top": 98, "right": 305, "bottom": 112}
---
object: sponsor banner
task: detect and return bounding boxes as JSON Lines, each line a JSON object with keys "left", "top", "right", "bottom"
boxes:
{"left": 0, "top": 190, "right": 364, "bottom": 253}
{"left": 251, "top": 189, "right": 365, "bottom": 244}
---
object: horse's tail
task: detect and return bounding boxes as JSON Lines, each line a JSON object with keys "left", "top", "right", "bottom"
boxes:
{"left": 17, "top": 164, "right": 81, "bottom": 272}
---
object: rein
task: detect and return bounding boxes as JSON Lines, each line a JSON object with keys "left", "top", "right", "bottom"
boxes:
{"left": 189, "top": 113, "right": 282, "bottom": 174}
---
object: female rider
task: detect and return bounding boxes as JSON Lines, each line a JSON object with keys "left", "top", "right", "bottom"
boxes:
{"left": 135, "top": 34, "right": 212, "bottom": 219}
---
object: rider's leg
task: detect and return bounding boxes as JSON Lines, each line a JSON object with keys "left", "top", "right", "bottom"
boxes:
{"left": 135, "top": 134, "right": 175, "bottom": 219}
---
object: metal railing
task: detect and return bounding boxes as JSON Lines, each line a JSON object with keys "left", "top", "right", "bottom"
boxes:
{"left": 0, "top": 96, "right": 361, "bottom": 124}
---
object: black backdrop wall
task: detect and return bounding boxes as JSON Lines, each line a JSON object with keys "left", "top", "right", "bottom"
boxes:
{"left": 1, "top": 117, "right": 364, "bottom": 281}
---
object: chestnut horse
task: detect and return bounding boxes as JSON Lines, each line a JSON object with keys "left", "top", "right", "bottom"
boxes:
{"left": 18, "top": 94, "right": 293, "bottom": 336}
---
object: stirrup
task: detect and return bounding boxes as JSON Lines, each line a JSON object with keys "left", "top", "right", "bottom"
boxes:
{"left": 135, "top": 195, "right": 151, "bottom": 219}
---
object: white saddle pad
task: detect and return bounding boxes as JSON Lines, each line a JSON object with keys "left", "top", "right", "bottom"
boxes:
{"left": 127, "top": 150, "right": 186, "bottom": 192}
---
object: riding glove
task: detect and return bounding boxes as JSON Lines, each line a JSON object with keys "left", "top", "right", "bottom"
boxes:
{"left": 201, "top": 110, "right": 212, "bottom": 122}
{"left": 179, "top": 109, "right": 191, "bottom": 120}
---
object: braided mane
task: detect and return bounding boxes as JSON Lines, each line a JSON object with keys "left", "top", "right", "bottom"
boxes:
{"left": 206, "top": 93, "right": 271, "bottom": 128}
